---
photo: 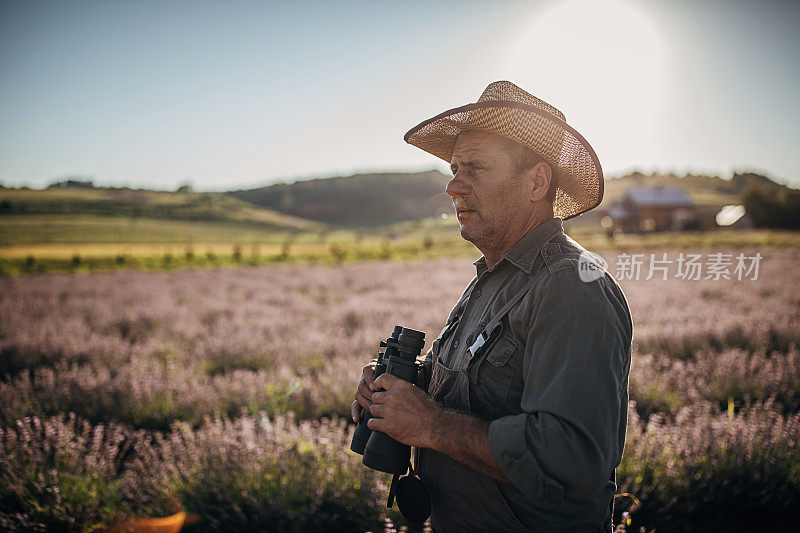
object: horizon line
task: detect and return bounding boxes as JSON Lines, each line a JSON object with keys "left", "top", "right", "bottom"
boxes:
{"left": 1, "top": 165, "right": 795, "bottom": 193}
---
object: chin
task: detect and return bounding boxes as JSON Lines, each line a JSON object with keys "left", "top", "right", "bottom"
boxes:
{"left": 458, "top": 225, "right": 481, "bottom": 247}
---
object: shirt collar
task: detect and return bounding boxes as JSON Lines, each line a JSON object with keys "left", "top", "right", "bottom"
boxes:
{"left": 473, "top": 217, "right": 564, "bottom": 276}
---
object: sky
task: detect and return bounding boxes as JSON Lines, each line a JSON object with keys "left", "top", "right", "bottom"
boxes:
{"left": 1, "top": 0, "right": 798, "bottom": 190}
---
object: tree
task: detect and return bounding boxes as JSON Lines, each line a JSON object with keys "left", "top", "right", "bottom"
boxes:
{"left": 742, "top": 184, "right": 800, "bottom": 228}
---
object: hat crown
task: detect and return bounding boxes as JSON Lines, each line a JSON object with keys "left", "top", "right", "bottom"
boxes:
{"left": 477, "top": 81, "right": 566, "bottom": 122}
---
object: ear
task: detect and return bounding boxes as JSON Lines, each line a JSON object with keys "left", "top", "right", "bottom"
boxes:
{"left": 529, "top": 161, "right": 552, "bottom": 203}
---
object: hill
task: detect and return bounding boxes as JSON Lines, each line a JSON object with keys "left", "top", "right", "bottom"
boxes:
{"left": 228, "top": 171, "right": 452, "bottom": 227}
{"left": 227, "top": 168, "right": 793, "bottom": 231}
{"left": 0, "top": 186, "right": 324, "bottom": 233}
{"left": 3, "top": 171, "right": 790, "bottom": 237}
{"left": 599, "top": 170, "right": 792, "bottom": 208}
{"left": 2, "top": 172, "right": 798, "bottom": 275}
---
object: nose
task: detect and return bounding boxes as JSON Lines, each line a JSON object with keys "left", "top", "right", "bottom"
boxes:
{"left": 445, "top": 173, "right": 469, "bottom": 202}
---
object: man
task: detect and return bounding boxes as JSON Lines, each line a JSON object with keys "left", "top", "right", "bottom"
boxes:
{"left": 351, "top": 81, "right": 633, "bottom": 532}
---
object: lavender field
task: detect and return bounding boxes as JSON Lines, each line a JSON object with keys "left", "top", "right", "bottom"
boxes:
{"left": 1, "top": 248, "right": 799, "bottom": 531}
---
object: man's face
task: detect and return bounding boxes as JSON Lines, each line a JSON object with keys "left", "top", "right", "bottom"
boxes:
{"left": 446, "top": 130, "right": 531, "bottom": 251}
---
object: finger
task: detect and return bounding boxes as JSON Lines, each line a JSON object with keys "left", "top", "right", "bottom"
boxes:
{"left": 351, "top": 400, "right": 361, "bottom": 422}
{"left": 355, "top": 390, "right": 372, "bottom": 411}
{"left": 369, "top": 402, "right": 385, "bottom": 418}
{"left": 367, "top": 417, "right": 385, "bottom": 432}
{"left": 362, "top": 364, "right": 376, "bottom": 386}
{"left": 372, "top": 373, "right": 399, "bottom": 391}
{"left": 357, "top": 379, "right": 373, "bottom": 403}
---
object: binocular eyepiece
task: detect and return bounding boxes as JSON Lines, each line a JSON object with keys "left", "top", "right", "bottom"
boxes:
{"left": 350, "top": 325, "right": 425, "bottom": 474}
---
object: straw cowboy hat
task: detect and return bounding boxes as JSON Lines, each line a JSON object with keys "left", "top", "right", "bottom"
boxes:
{"left": 404, "top": 80, "right": 604, "bottom": 220}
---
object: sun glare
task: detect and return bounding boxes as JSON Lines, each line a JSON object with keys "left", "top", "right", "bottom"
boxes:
{"left": 501, "top": 0, "right": 667, "bottom": 171}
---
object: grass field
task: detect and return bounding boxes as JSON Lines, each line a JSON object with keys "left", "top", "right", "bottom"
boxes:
{"left": 2, "top": 212, "right": 800, "bottom": 276}
{"left": 0, "top": 215, "right": 312, "bottom": 246}
{"left": 0, "top": 187, "right": 321, "bottom": 230}
{"left": 1, "top": 247, "right": 798, "bottom": 531}
{"left": 3, "top": 182, "right": 799, "bottom": 277}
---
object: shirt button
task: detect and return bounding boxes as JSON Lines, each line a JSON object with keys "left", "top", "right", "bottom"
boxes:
{"left": 474, "top": 289, "right": 482, "bottom": 298}
{"left": 453, "top": 339, "right": 460, "bottom": 348}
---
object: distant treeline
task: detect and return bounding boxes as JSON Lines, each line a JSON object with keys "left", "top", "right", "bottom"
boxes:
{"left": 0, "top": 191, "right": 245, "bottom": 221}
{"left": 49, "top": 178, "right": 96, "bottom": 189}
{"left": 739, "top": 172, "right": 800, "bottom": 228}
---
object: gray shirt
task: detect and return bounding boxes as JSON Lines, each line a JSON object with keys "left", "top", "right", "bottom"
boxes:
{"left": 419, "top": 217, "right": 633, "bottom": 532}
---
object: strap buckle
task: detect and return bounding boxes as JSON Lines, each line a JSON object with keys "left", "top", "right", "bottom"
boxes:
{"left": 468, "top": 332, "right": 488, "bottom": 359}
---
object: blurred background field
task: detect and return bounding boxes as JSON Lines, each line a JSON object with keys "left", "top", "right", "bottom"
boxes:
{"left": 2, "top": 171, "right": 800, "bottom": 531}
{"left": 1, "top": 236, "right": 799, "bottom": 530}
{"left": 3, "top": 170, "right": 800, "bottom": 276}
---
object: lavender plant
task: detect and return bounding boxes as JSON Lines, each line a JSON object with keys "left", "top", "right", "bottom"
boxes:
{"left": 0, "top": 248, "right": 798, "bottom": 530}
{"left": 0, "top": 414, "right": 169, "bottom": 531}
{"left": 1, "top": 413, "right": 390, "bottom": 532}
{"left": 617, "top": 400, "right": 800, "bottom": 531}
{"left": 629, "top": 348, "right": 800, "bottom": 419}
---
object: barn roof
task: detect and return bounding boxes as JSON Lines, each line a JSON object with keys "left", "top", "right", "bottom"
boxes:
{"left": 625, "top": 187, "right": 694, "bottom": 207}
{"left": 608, "top": 202, "right": 634, "bottom": 219}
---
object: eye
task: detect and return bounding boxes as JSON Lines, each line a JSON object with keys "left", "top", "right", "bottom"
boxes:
{"left": 471, "top": 165, "right": 486, "bottom": 176}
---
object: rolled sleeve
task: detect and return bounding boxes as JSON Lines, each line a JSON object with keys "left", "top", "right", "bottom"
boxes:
{"left": 489, "top": 414, "right": 567, "bottom": 506}
{"left": 488, "top": 265, "right": 632, "bottom": 504}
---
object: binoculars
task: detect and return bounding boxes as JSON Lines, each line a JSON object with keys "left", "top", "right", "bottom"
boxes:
{"left": 351, "top": 325, "right": 425, "bottom": 472}
{"left": 350, "top": 325, "right": 431, "bottom": 523}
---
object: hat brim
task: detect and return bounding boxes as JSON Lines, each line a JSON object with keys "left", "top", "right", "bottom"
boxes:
{"left": 404, "top": 101, "right": 604, "bottom": 220}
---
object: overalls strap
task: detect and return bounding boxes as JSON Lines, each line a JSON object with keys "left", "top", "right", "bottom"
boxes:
{"left": 466, "top": 242, "right": 561, "bottom": 364}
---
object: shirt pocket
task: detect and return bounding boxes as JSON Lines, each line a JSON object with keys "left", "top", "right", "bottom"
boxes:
{"left": 472, "top": 328, "right": 520, "bottom": 418}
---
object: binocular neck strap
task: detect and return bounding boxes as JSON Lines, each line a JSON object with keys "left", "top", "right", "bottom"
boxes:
{"left": 387, "top": 461, "right": 414, "bottom": 508}
{"left": 467, "top": 253, "right": 551, "bottom": 363}
{"left": 387, "top": 473, "right": 399, "bottom": 508}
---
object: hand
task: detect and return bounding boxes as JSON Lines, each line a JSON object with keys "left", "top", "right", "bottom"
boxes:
{"left": 351, "top": 360, "right": 377, "bottom": 423}
{"left": 366, "top": 373, "right": 443, "bottom": 448}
